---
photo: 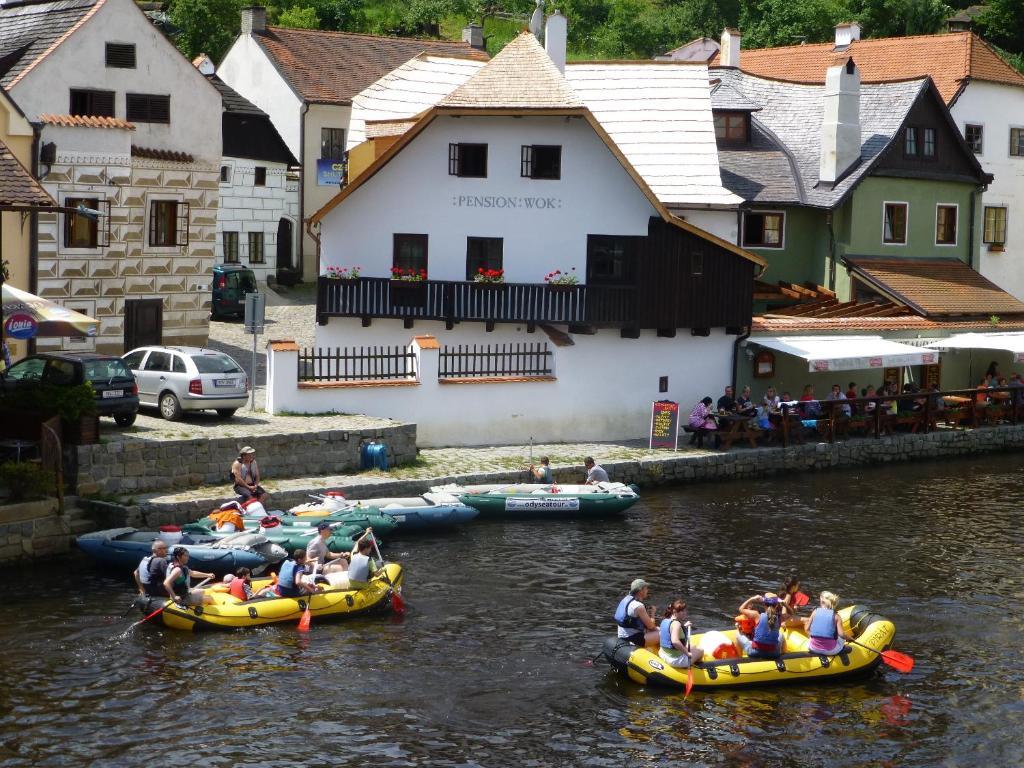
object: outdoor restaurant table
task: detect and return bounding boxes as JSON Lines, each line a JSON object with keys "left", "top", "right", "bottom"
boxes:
{"left": 713, "top": 413, "right": 760, "bottom": 449}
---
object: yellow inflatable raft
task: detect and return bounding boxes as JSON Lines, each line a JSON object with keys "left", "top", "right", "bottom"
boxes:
{"left": 142, "top": 563, "right": 403, "bottom": 631}
{"left": 601, "top": 605, "right": 895, "bottom": 690}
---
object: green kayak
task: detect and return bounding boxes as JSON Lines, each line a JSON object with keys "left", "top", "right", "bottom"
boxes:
{"left": 182, "top": 520, "right": 366, "bottom": 553}
{"left": 440, "top": 482, "right": 640, "bottom": 518}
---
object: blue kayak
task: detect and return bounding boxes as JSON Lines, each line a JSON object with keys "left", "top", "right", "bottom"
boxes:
{"left": 76, "top": 528, "right": 287, "bottom": 575}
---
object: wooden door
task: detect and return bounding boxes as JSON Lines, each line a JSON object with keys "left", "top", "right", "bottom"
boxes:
{"left": 123, "top": 298, "right": 163, "bottom": 352}
{"left": 276, "top": 218, "right": 293, "bottom": 271}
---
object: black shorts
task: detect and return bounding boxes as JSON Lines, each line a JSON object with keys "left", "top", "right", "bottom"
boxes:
{"left": 624, "top": 631, "right": 646, "bottom": 647}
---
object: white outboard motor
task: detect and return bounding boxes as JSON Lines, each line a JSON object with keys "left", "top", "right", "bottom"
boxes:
{"left": 158, "top": 524, "right": 183, "bottom": 545}
{"left": 241, "top": 498, "right": 267, "bottom": 517}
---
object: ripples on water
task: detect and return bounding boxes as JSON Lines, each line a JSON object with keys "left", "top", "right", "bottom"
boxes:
{"left": 1, "top": 455, "right": 1024, "bottom": 766}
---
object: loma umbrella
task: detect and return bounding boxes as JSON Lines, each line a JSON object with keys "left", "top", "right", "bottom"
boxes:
{"left": 2, "top": 284, "right": 98, "bottom": 339}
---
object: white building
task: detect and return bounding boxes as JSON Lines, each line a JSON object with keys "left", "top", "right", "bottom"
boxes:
{"left": 0, "top": 0, "right": 222, "bottom": 353}
{"left": 267, "top": 30, "right": 764, "bottom": 446}
{"left": 216, "top": 6, "right": 487, "bottom": 282}
{"left": 196, "top": 58, "right": 299, "bottom": 285}
{"left": 702, "top": 25, "right": 1024, "bottom": 300}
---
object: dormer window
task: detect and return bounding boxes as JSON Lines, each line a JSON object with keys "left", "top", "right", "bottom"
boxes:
{"left": 923, "top": 128, "right": 936, "bottom": 158}
{"left": 904, "top": 127, "right": 918, "bottom": 156}
{"left": 449, "top": 143, "right": 487, "bottom": 178}
{"left": 714, "top": 111, "right": 749, "bottom": 144}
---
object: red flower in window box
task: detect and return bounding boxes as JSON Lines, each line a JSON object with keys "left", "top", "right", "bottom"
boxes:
{"left": 391, "top": 266, "right": 427, "bottom": 282}
{"left": 473, "top": 268, "right": 504, "bottom": 284}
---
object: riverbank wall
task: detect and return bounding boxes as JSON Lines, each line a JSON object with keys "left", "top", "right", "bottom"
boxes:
{"left": 0, "top": 498, "right": 69, "bottom": 565}
{"left": 79, "top": 424, "right": 1024, "bottom": 527}
{"left": 73, "top": 424, "right": 418, "bottom": 496}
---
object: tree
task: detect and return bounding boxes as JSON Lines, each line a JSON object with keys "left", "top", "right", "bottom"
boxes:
{"left": 401, "top": 0, "right": 479, "bottom": 35}
{"left": 740, "top": 0, "right": 855, "bottom": 48}
{"left": 857, "top": 0, "right": 949, "bottom": 39}
{"left": 976, "top": 0, "right": 1024, "bottom": 54}
{"left": 167, "top": 0, "right": 245, "bottom": 62}
{"left": 278, "top": 6, "right": 322, "bottom": 28}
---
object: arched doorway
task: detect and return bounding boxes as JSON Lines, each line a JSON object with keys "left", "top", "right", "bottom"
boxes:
{"left": 276, "top": 217, "right": 294, "bottom": 274}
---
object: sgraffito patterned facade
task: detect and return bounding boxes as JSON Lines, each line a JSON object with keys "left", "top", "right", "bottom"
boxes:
{"left": 35, "top": 142, "right": 218, "bottom": 354}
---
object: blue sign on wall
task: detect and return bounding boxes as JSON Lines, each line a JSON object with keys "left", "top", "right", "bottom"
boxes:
{"left": 317, "top": 158, "right": 346, "bottom": 186}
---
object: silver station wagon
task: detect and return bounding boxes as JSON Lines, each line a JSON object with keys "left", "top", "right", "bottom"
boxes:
{"left": 122, "top": 346, "right": 248, "bottom": 420}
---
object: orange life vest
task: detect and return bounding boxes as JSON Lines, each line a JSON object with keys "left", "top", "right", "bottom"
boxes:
{"left": 229, "top": 578, "right": 249, "bottom": 601}
{"left": 209, "top": 508, "right": 245, "bottom": 532}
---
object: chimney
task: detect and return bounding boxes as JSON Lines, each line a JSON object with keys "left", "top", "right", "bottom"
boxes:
{"left": 240, "top": 6, "right": 266, "bottom": 35}
{"left": 834, "top": 21, "right": 861, "bottom": 48}
{"left": 462, "top": 22, "right": 485, "bottom": 51}
{"left": 545, "top": 10, "right": 567, "bottom": 74}
{"left": 720, "top": 28, "right": 741, "bottom": 68}
{"left": 820, "top": 58, "right": 861, "bottom": 184}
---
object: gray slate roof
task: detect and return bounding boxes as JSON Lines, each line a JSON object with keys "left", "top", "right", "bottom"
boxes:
{"left": 208, "top": 74, "right": 267, "bottom": 116}
{"left": 712, "top": 68, "right": 927, "bottom": 208}
{"left": 709, "top": 81, "right": 761, "bottom": 112}
{"left": 0, "top": 0, "right": 99, "bottom": 88}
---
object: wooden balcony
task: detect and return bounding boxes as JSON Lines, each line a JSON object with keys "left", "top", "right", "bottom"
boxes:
{"left": 316, "top": 276, "right": 639, "bottom": 329}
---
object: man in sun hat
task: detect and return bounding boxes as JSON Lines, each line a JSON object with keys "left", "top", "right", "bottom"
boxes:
{"left": 230, "top": 445, "right": 267, "bottom": 503}
{"left": 614, "top": 578, "right": 658, "bottom": 647}
{"left": 305, "top": 521, "right": 350, "bottom": 574}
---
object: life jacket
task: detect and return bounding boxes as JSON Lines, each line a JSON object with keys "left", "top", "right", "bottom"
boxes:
{"left": 659, "top": 618, "right": 680, "bottom": 650}
{"left": 752, "top": 612, "right": 780, "bottom": 652}
{"left": 137, "top": 555, "right": 155, "bottom": 585}
{"left": 168, "top": 562, "right": 190, "bottom": 597}
{"left": 229, "top": 578, "right": 249, "bottom": 601}
{"left": 209, "top": 508, "right": 245, "bottom": 532}
{"left": 614, "top": 595, "right": 643, "bottom": 632}
{"left": 276, "top": 559, "right": 302, "bottom": 596}
{"left": 809, "top": 608, "right": 838, "bottom": 640}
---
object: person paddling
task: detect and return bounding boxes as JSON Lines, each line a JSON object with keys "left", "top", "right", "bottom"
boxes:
{"left": 163, "top": 547, "right": 215, "bottom": 606}
{"left": 614, "top": 579, "right": 658, "bottom": 647}
{"left": 134, "top": 540, "right": 169, "bottom": 597}
{"left": 658, "top": 599, "right": 704, "bottom": 669}
{"left": 803, "top": 591, "right": 853, "bottom": 655}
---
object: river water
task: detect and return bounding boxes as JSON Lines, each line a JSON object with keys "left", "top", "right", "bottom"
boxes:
{"left": 1, "top": 454, "right": 1023, "bottom": 767}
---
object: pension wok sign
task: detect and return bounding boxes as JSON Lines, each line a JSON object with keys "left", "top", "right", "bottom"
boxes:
{"left": 451, "top": 195, "right": 562, "bottom": 210}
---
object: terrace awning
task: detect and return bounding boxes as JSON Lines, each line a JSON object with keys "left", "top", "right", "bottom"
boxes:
{"left": 750, "top": 335, "right": 940, "bottom": 373}
{"left": 924, "top": 332, "right": 1024, "bottom": 362}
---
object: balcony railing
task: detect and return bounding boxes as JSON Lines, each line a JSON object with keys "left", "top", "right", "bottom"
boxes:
{"left": 316, "top": 276, "right": 638, "bottom": 327}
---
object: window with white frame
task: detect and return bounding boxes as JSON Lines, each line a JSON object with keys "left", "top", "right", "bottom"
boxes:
{"left": 742, "top": 211, "right": 784, "bottom": 248}
{"left": 148, "top": 199, "right": 188, "bottom": 247}
{"left": 883, "top": 202, "right": 908, "bottom": 244}
{"left": 936, "top": 205, "right": 957, "bottom": 245}
{"left": 63, "top": 197, "right": 110, "bottom": 249}
{"left": 1011, "top": 127, "right": 1024, "bottom": 157}
{"left": 983, "top": 206, "right": 1007, "bottom": 246}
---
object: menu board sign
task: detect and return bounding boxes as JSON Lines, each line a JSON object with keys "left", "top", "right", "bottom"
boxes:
{"left": 649, "top": 400, "right": 679, "bottom": 450}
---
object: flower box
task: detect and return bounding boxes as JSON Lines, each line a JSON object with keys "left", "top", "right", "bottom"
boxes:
{"left": 547, "top": 283, "right": 577, "bottom": 293}
{"left": 472, "top": 282, "right": 508, "bottom": 293}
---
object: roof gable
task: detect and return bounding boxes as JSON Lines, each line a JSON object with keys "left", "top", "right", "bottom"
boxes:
{"left": 0, "top": 0, "right": 103, "bottom": 88}
{"left": 712, "top": 32, "right": 1024, "bottom": 104}
{"left": 252, "top": 26, "right": 487, "bottom": 105}
{"left": 208, "top": 75, "right": 297, "bottom": 165}
{"left": 0, "top": 137, "right": 55, "bottom": 207}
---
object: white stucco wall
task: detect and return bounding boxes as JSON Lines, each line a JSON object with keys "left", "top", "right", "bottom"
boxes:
{"left": 951, "top": 81, "right": 1024, "bottom": 299}
{"left": 217, "top": 158, "right": 299, "bottom": 283}
{"left": 8, "top": 0, "right": 221, "bottom": 163}
{"left": 218, "top": 36, "right": 304, "bottom": 158}
{"left": 318, "top": 115, "right": 659, "bottom": 282}
{"left": 673, "top": 208, "right": 739, "bottom": 245}
{"left": 271, "top": 322, "right": 735, "bottom": 446}
{"left": 303, "top": 103, "right": 352, "bottom": 276}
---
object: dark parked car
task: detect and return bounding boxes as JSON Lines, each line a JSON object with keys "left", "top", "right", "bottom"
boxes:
{"left": 211, "top": 264, "right": 258, "bottom": 319}
{"left": 0, "top": 352, "right": 140, "bottom": 426}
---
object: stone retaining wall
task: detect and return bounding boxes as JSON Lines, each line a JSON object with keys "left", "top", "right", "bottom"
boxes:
{"left": 75, "top": 424, "right": 418, "bottom": 496}
{"left": 91, "top": 426, "right": 1024, "bottom": 526}
{"left": 0, "top": 498, "right": 69, "bottom": 565}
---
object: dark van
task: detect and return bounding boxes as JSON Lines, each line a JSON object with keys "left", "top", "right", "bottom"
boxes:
{"left": 211, "top": 265, "right": 258, "bottom": 319}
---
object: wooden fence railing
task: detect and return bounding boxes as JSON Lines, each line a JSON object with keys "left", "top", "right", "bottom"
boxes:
{"left": 298, "top": 346, "right": 417, "bottom": 382}
{"left": 438, "top": 343, "right": 553, "bottom": 379}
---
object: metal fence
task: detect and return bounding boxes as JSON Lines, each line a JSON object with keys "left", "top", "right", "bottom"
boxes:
{"left": 438, "top": 342, "right": 553, "bottom": 379}
{"left": 298, "top": 346, "right": 417, "bottom": 382}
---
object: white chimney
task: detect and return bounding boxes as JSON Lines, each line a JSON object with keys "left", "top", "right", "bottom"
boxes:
{"left": 834, "top": 21, "right": 862, "bottom": 48}
{"left": 529, "top": 0, "right": 545, "bottom": 40}
{"left": 820, "top": 58, "right": 861, "bottom": 184}
{"left": 545, "top": 10, "right": 567, "bottom": 74}
{"left": 462, "top": 22, "right": 485, "bottom": 51}
{"left": 720, "top": 28, "right": 741, "bottom": 68}
{"left": 241, "top": 6, "right": 266, "bottom": 35}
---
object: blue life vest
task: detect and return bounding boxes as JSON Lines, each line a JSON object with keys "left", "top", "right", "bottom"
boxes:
{"left": 752, "top": 612, "right": 780, "bottom": 650}
{"left": 659, "top": 618, "right": 679, "bottom": 650}
{"left": 614, "top": 595, "right": 642, "bottom": 632}
{"left": 137, "top": 555, "right": 154, "bottom": 585}
{"left": 809, "top": 608, "right": 838, "bottom": 640}
{"left": 277, "top": 559, "right": 302, "bottom": 597}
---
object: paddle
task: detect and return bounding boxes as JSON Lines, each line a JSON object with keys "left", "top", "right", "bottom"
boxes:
{"left": 122, "top": 576, "right": 213, "bottom": 634}
{"left": 849, "top": 639, "right": 915, "bottom": 673}
{"left": 683, "top": 624, "right": 694, "bottom": 700}
{"left": 370, "top": 532, "right": 405, "bottom": 615}
{"left": 297, "top": 562, "right": 318, "bottom": 632}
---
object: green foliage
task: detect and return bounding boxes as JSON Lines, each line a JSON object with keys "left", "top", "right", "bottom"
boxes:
{"left": 0, "top": 462, "right": 55, "bottom": 502}
{"left": 167, "top": 0, "right": 245, "bottom": 61}
{"left": 976, "top": 0, "right": 1024, "bottom": 56}
{"left": 0, "top": 383, "right": 97, "bottom": 421}
{"left": 278, "top": 5, "right": 322, "bottom": 27}
{"left": 740, "top": 0, "right": 854, "bottom": 48}
{"left": 857, "top": 0, "right": 950, "bottom": 39}
{"left": 401, "top": 0, "right": 478, "bottom": 35}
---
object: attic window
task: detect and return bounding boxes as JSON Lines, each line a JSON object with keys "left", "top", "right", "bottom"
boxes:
{"left": 904, "top": 127, "right": 918, "bottom": 157}
{"left": 449, "top": 143, "right": 487, "bottom": 178}
{"left": 254, "top": 167, "right": 267, "bottom": 186}
{"left": 714, "top": 111, "right": 749, "bottom": 143}
{"left": 105, "top": 43, "right": 136, "bottom": 69}
{"left": 126, "top": 93, "right": 170, "bottom": 124}
{"left": 521, "top": 145, "right": 561, "bottom": 180}
{"left": 922, "top": 128, "right": 936, "bottom": 158}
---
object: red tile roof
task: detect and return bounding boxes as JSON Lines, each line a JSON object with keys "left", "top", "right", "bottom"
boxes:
{"left": 253, "top": 27, "right": 488, "bottom": 105}
{"left": 712, "top": 32, "right": 1024, "bottom": 104}
{"left": 753, "top": 315, "right": 1024, "bottom": 332}
{"left": 39, "top": 113, "right": 135, "bottom": 130}
{"left": 0, "top": 139, "right": 55, "bottom": 208}
{"left": 131, "top": 145, "right": 194, "bottom": 163}
{"left": 846, "top": 257, "right": 1024, "bottom": 316}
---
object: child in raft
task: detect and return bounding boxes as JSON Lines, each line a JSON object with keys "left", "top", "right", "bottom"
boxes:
{"left": 737, "top": 592, "right": 790, "bottom": 658}
{"left": 658, "top": 600, "right": 704, "bottom": 668}
{"left": 803, "top": 591, "right": 854, "bottom": 655}
{"left": 779, "top": 575, "right": 803, "bottom": 616}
